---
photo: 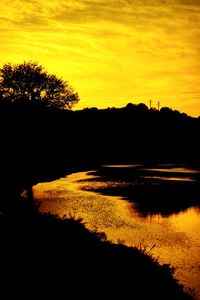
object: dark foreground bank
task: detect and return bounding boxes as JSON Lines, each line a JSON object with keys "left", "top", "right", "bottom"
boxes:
{"left": 0, "top": 190, "right": 196, "bottom": 300}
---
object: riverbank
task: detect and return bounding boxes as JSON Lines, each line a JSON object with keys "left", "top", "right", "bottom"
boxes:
{"left": 33, "top": 167, "right": 200, "bottom": 296}
{"left": 0, "top": 177, "right": 196, "bottom": 299}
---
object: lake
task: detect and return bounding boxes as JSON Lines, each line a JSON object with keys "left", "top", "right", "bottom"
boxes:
{"left": 33, "top": 164, "right": 200, "bottom": 296}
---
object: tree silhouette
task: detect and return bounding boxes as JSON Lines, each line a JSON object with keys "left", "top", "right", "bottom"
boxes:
{"left": 0, "top": 61, "right": 79, "bottom": 109}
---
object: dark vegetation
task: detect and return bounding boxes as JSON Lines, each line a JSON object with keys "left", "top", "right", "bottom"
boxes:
{"left": 0, "top": 62, "right": 199, "bottom": 298}
{"left": 0, "top": 193, "right": 195, "bottom": 299}
{"left": 1, "top": 100, "right": 200, "bottom": 188}
{"left": 0, "top": 61, "right": 79, "bottom": 109}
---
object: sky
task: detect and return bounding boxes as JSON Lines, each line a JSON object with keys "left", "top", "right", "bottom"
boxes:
{"left": 0, "top": 0, "right": 200, "bottom": 116}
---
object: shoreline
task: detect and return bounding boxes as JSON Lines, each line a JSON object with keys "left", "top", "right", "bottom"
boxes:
{"left": 1, "top": 162, "right": 199, "bottom": 299}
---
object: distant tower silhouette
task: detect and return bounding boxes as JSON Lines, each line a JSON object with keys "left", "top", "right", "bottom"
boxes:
{"left": 150, "top": 100, "right": 152, "bottom": 109}
{"left": 158, "top": 101, "right": 160, "bottom": 110}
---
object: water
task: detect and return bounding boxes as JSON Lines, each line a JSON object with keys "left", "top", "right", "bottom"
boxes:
{"left": 33, "top": 165, "right": 200, "bottom": 295}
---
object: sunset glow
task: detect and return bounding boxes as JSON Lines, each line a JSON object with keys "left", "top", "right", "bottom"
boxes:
{"left": 0, "top": 0, "right": 200, "bottom": 116}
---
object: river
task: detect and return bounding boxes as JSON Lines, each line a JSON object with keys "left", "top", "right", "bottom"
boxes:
{"left": 33, "top": 164, "right": 200, "bottom": 296}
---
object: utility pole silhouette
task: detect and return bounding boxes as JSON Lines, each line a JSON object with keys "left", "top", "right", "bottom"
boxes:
{"left": 158, "top": 101, "right": 160, "bottom": 110}
{"left": 150, "top": 100, "right": 152, "bottom": 109}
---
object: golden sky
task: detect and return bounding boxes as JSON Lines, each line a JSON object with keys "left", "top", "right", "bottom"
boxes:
{"left": 0, "top": 0, "right": 200, "bottom": 116}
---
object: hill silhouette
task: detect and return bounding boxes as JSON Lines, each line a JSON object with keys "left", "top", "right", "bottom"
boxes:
{"left": 1, "top": 101, "right": 199, "bottom": 175}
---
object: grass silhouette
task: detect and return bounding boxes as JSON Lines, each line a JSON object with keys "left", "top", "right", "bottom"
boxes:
{"left": 0, "top": 191, "right": 195, "bottom": 299}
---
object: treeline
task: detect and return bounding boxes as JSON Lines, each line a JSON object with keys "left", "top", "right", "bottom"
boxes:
{"left": 1, "top": 101, "right": 200, "bottom": 186}
{"left": 74, "top": 103, "right": 200, "bottom": 164}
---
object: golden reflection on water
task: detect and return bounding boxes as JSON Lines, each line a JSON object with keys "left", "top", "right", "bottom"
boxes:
{"left": 33, "top": 171, "right": 200, "bottom": 294}
{"left": 142, "top": 176, "right": 196, "bottom": 181}
{"left": 143, "top": 168, "right": 200, "bottom": 174}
